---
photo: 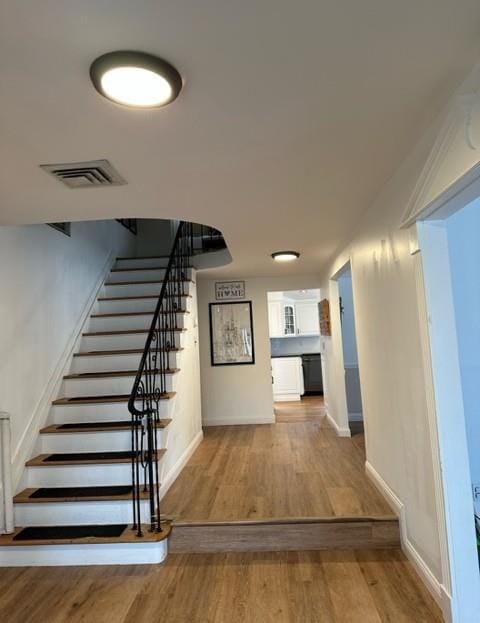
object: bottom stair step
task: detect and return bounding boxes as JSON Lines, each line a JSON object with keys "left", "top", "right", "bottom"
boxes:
{"left": 14, "top": 524, "right": 127, "bottom": 541}
{"left": 0, "top": 522, "right": 172, "bottom": 566}
{"left": 0, "top": 522, "right": 171, "bottom": 546}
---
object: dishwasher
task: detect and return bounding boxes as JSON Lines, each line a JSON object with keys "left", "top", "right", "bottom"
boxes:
{"left": 301, "top": 354, "right": 323, "bottom": 395}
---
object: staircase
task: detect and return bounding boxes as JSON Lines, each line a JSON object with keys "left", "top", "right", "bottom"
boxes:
{"left": 0, "top": 225, "right": 204, "bottom": 565}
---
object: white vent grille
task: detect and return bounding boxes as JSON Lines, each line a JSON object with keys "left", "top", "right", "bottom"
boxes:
{"left": 40, "top": 159, "right": 126, "bottom": 189}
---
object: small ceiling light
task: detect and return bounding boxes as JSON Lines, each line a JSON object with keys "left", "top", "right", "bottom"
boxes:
{"left": 271, "top": 251, "right": 300, "bottom": 262}
{"left": 90, "top": 51, "right": 182, "bottom": 109}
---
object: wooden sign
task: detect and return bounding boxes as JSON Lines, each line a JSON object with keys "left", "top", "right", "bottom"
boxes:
{"left": 319, "top": 299, "right": 331, "bottom": 336}
{"left": 215, "top": 281, "right": 245, "bottom": 301}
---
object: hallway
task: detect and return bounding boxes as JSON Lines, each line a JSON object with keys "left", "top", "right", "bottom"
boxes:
{"left": 0, "top": 549, "right": 443, "bottom": 623}
{"left": 162, "top": 399, "right": 392, "bottom": 521}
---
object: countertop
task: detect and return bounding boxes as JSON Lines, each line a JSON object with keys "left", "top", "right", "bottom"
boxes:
{"left": 271, "top": 353, "right": 320, "bottom": 359}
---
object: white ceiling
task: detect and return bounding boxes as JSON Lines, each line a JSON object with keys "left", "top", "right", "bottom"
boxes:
{"left": 1, "top": 1, "right": 479, "bottom": 278}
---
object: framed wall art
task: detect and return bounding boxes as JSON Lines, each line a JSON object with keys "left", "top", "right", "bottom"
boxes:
{"left": 209, "top": 301, "right": 255, "bottom": 366}
{"left": 215, "top": 280, "right": 246, "bottom": 300}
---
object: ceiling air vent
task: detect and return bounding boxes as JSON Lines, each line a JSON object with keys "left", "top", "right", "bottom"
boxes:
{"left": 40, "top": 159, "right": 126, "bottom": 189}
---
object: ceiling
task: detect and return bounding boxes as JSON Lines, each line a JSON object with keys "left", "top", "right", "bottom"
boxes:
{"left": 1, "top": 1, "right": 480, "bottom": 278}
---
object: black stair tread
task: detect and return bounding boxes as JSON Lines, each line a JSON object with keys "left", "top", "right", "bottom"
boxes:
{"left": 40, "top": 418, "right": 172, "bottom": 434}
{"left": 73, "top": 347, "right": 183, "bottom": 357}
{"left": 26, "top": 448, "right": 166, "bottom": 466}
{"left": 14, "top": 524, "right": 128, "bottom": 541}
{"left": 14, "top": 485, "right": 149, "bottom": 503}
{"left": 82, "top": 328, "right": 185, "bottom": 336}
{"left": 52, "top": 391, "right": 175, "bottom": 405}
{"left": 0, "top": 522, "right": 172, "bottom": 546}
{"left": 63, "top": 369, "right": 178, "bottom": 379}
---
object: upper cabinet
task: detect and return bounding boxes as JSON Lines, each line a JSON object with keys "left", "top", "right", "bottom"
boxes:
{"left": 268, "top": 295, "right": 319, "bottom": 337}
{"left": 295, "top": 301, "right": 320, "bottom": 335}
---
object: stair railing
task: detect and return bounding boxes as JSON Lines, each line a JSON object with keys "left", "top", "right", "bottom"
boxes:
{"left": 127, "top": 221, "right": 194, "bottom": 537}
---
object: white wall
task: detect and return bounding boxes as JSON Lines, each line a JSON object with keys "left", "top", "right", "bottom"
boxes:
{"left": 320, "top": 123, "right": 445, "bottom": 584}
{"left": 197, "top": 275, "right": 321, "bottom": 425}
{"left": 0, "top": 220, "right": 136, "bottom": 486}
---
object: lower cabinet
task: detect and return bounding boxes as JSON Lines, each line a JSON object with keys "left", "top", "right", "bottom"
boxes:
{"left": 271, "top": 357, "right": 304, "bottom": 401}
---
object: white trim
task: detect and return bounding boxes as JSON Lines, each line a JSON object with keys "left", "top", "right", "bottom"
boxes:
{"left": 159, "top": 430, "right": 204, "bottom": 498}
{"left": 12, "top": 251, "right": 116, "bottom": 490}
{"left": 273, "top": 394, "right": 301, "bottom": 402}
{"left": 0, "top": 413, "right": 13, "bottom": 534}
{"left": 325, "top": 411, "right": 351, "bottom": 437}
{"left": 203, "top": 415, "right": 275, "bottom": 426}
{"left": 365, "top": 461, "right": 452, "bottom": 622}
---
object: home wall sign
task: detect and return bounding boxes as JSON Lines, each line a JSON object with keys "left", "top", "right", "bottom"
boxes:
{"left": 215, "top": 281, "right": 246, "bottom": 301}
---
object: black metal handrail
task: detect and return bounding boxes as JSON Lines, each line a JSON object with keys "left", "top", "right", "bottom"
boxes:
{"left": 128, "top": 221, "right": 194, "bottom": 536}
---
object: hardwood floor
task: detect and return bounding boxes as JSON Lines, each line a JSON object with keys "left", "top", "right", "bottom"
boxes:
{"left": 275, "top": 395, "right": 326, "bottom": 422}
{"left": 0, "top": 549, "right": 443, "bottom": 622}
{"left": 162, "top": 407, "right": 393, "bottom": 521}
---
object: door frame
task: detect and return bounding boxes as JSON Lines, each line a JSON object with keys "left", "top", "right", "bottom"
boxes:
{"left": 413, "top": 170, "right": 480, "bottom": 622}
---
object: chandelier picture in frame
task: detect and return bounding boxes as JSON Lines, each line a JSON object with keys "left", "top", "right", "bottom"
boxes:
{"left": 209, "top": 301, "right": 255, "bottom": 366}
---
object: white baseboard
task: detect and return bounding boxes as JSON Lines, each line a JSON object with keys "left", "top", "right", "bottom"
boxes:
{"left": 12, "top": 252, "right": 115, "bottom": 490}
{"left": 325, "top": 411, "right": 351, "bottom": 437}
{"left": 203, "top": 415, "right": 275, "bottom": 426}
{"left": 160, "top": 430, "right": 204, "bottom": 499}
{"left": 274, "top": 394, "right": 301, "bottom": 402}
{"left": 365, "top": 461, "right": 452, "bottom": 621}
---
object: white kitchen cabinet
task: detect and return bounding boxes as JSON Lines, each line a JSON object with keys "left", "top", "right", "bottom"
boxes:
{"left": 295, "top": 301, "right": 319, "bottom": 335}
{"left": 271, "top": 357, "right": 304, "bottom": 401}
{"left": 268, "top": 300, "right": 284, "bottom": 337}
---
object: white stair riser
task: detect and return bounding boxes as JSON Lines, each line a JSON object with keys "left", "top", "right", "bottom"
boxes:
{"left": 70, "top": 351, "right": 180, "bottom": 374}
{"left": 102, "top": 283, "right": 164, "bottom": 298}
{"left": 40, "top": 429, "right": 165, "bottom": 453}
{"left": 27, "top": 462, "right": 158, "bottom": 487}
{"left": 102, "top": 281, "right": 192, "bottom": 298}
{"left": 0, "top": 541, "right": 168, "bottom": 566}
{"left": 50, "top": 399, "right": 174, "bottom": 423}
{"left": 108, "top": 268, "right": 192, "bottom": 283}
{"left": 115, "top": 257, "right": 169, "bottom": 269}
{"left": 14, "top": 499, "right": 151, "bottom": 526}
{"left": 62, "top": 374, "right": 175, "bottom": 397}
{"left": 88, "top": 313, "right": 186, "bottom": 333}
{"left": 108, "top": 269, "right": 166, "bottom": 283}
{"left": 80, "top": 331, "right": 183, "bottom": 351}
{"left": 96, "top": 295, "right": 190, "bottom": 315}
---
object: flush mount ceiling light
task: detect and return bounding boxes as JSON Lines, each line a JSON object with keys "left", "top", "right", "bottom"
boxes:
{"left": 271, "top": 251, "right": 300, "bottom": 262}
{"left": 90, "top": 51, "right": 182, "bottom": 108}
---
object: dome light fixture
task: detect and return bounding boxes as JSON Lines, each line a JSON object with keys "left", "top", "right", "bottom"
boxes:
{"left": 90, "top": 51, "right": 183, "bottom": 109}
{"left": 271, "top": 251, "right": 300, "bottom": 262}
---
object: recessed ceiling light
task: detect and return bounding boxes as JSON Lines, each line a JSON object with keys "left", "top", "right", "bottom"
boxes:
{"left": 271, "top": 251, "right": 300, "bottom": 262}
{"left": 90, "top": 51, "right": 182, "bottom": 109}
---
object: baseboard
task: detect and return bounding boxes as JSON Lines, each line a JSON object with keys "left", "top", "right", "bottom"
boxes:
{"left": 203, "top": 415, "right": 276, "bottom": 426}
{"left": 12, "top": 251, "right": 116, "bottom": 490}
{"left": 160, "top": 430, "right": 204, "bottom": 499}
{"left": 365, "top": 461, "right": 451, "bottom": 621}
{"left": 274, "top": 394, "right": 301, "bottom": 402}
{"left": 325, "top": 411, "right": 351, "bottom": 437}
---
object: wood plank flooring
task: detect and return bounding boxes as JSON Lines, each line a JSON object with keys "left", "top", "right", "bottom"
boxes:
{"left": 162, "top": 403, "right": 393, "bottom": 521}
{"left": 0, "top": 550, "right": 443, "bottom": 622}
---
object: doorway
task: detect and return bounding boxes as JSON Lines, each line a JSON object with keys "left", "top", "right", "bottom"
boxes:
{"left": 417, "top": 190, "right": 480, "bottom": 620}
{"left": 267, "top": 288, "right": 324, "bottom": 420}
{"left": 331, "top": 262, "right": 364, "bottom": 436}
